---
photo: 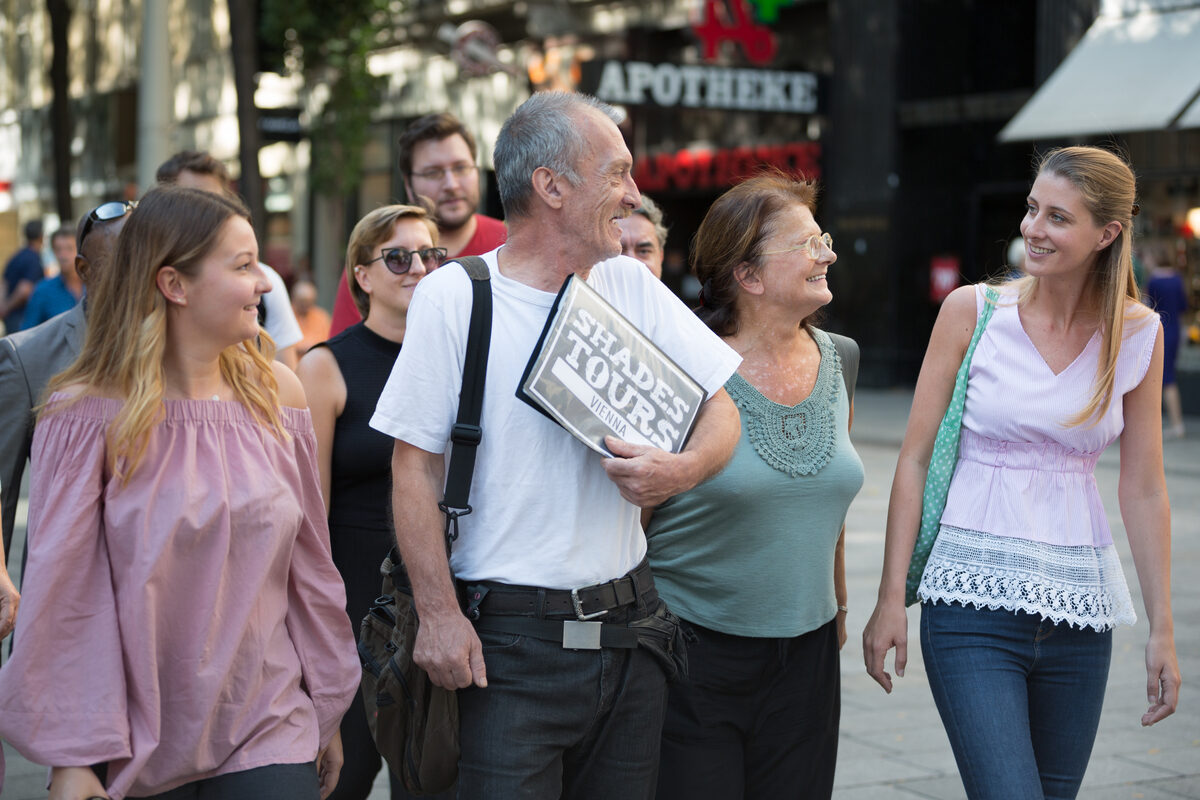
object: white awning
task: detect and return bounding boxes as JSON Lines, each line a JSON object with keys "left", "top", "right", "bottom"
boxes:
{"left": 998, "top": 7, "right": 1200, "bottom": 142}
{"left": 1178, "top": 88, "right": 1200, "bottom": 128}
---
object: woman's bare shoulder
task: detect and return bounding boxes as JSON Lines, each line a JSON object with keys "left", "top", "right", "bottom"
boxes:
{"left": 271, "top": 361, "right": 309, "bottom": 409}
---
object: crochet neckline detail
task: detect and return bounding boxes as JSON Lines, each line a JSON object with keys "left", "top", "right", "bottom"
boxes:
{"left": 727, "top": 329, "right": 842, "bottom": 477}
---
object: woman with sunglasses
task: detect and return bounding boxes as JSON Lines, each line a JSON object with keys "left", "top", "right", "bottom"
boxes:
{"left": 296, "top": 204, "right": 448, "bottom": 800}
{"left": 644, "top": 170, "right": 863, "bottom": 799}
{"left": 0, "top": 187, "right": 359, "bottom": 800}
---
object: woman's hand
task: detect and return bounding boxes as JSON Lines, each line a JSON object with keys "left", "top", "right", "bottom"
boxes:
{"left": 836, "top": 608, "right": 848, "bottom": 650}
{"left": 48, "top": 766, "right": 108, "bottom": 800}
{"left": 863, "top": 598, "right": 908, "bottom": 693}
{"left": 1142, "top": 632, "right": 1181, "bottom": 726}
{"left": 0, "top": 567, "right": 18, "bottom": 639}
{"left": 317, "top": 729, "right": 345, "bottom": 798}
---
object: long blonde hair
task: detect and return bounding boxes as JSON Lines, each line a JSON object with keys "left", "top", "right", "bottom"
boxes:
{"left": 44, "top": 187, "right": 288, "bottom": 482}
{"left": 1013, "top": 146, "right": 1153, "bottom": 427}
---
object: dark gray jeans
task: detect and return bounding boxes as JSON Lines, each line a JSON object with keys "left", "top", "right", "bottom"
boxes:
{"left": 457, "top": 604, "right": 669, "bottom": 799}
{"left": 128, "top": 762, "right": 319, "bottom": 800}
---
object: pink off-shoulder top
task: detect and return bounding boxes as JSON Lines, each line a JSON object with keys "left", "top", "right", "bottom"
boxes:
{"left": 0, "top": 394, "right": 359, "bottom": 800}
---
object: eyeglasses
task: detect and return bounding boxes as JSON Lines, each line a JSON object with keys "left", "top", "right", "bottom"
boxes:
{"left": 410, "top": 163, "right": 478, "bottom": 183}
{"left": 364, "top": 246, "right": 447, "bottom": 275}
{"left": 78, "top": 200, "right": 136, "bottom": 249}
{"left": 761, "top": 232, "right": 834, "bottom": 260}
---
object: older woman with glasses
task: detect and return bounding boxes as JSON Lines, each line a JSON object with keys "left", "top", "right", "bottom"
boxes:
{"left": 644, "top": 170, "right": 863, "bottom": 799}
{"left": 296, "top": 204, "right": 448, "bottom": 800}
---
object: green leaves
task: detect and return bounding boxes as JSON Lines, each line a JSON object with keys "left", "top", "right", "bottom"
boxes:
{"left": 260, "top": 0, "right": 391, "bottom": 196}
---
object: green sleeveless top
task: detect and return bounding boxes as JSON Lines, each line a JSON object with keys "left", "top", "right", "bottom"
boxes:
{"left": 645, "top": 329, "right": 865, "bottom": 637}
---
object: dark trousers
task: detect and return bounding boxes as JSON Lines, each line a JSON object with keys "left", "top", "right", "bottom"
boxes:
{"left": 129, "top": 763, "right": 319, "bottom": 800}
{"left": 656, "top": 618, "right": 841, "bottom": 800}
{"left": 457, "top": 597, "right": 669, "bottom": 798}
{"left": 329, "top": 525, "right": 453, "bottom": 800}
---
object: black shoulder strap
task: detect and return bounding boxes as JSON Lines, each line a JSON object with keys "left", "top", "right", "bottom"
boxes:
{"left": 825, "top": 331, "right": 860, "bottom": 405}
{"left": 439, "top": 256, "right": 492, "bottom": 552}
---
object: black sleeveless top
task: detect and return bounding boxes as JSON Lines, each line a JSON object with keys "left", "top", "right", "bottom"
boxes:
{"left": 315, "top": 322, "right": 402, "bottom": 533}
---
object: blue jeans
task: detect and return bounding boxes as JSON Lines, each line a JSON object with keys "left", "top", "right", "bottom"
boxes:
{"left": 920, "top": 601, "right": 1112, "bottom": 800}
{"left": 457, "top": 605, "right": 669, "bottom": 799}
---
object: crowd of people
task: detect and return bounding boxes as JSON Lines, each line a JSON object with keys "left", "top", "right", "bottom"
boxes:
{"left": 0, "top": 90, "right": 1183, "bottom": 800}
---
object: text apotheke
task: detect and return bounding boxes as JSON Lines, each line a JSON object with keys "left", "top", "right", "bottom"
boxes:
{"left": 593, "top": 61, "right": 820, "bottom": 113}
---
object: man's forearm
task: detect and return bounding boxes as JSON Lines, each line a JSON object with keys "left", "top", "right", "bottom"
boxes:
{"left": 602, "top": 388, "right": 741, "bottom": 507}
{"left": 390, "top": 441, "right": 460, "bottom": 619}
{"left": 678, "top": 388, "right": 740, "bottom": 488}
{"left": 9, "top": 280, "right": 34, "bottom": 310}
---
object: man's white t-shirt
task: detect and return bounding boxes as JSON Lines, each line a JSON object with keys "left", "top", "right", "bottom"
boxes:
{"left": 370, "top": 249, "right": 740, "bottom": 589}
{"left": 260, "top": 263, "right": 303, "bottom": 351}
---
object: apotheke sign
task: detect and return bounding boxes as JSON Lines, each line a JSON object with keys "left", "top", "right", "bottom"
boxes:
{"left": 590, "top": 60, "right": 819, "bottom": 113}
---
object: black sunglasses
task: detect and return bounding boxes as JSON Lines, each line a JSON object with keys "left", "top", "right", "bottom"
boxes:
{"left": 364, "top": 246, "right": 447, "bottom": 275}
{"left": 78, "top": 200, "right": 136, "bottom": 249}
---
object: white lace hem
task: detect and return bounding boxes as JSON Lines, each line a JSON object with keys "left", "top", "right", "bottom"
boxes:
{"left": 918, "top": 525, "right": 1136, "bottom": 632}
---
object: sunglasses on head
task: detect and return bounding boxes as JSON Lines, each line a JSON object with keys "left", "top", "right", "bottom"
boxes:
{"left": 78, "top": 200, "right": 136, "bottom": 249}
{"left": 364, "top": 246, "right": 447, "bottom": 275}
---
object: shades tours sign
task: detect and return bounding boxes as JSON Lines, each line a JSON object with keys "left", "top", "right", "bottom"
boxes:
{"left": 518, "top": 275, "right": 706, "bottom": 457}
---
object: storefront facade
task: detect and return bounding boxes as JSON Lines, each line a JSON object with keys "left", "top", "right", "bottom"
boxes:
{"left": 3, "top": 0, "right": 1197, "bottom": 402}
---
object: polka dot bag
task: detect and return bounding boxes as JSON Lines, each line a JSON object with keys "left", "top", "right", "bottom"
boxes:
{"left": 905, "top": 286, "right": 999, "bottom": 606}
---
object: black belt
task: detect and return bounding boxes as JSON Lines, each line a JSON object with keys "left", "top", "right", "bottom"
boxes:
{"left": 474, "top": 615, "right": 639, "bottom": 649}
{"left": 461, "top": 559, "right": 655, "bottom": 650}
{"left": 464, "top": 557, "right": 655, "bottom": 621}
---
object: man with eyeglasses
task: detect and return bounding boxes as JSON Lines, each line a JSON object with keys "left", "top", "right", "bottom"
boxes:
{"left": 329, "top": 112, "right": 506, "bottom": 336}
{"left": 0, "top": 201, "right": 132, "bottom": 569}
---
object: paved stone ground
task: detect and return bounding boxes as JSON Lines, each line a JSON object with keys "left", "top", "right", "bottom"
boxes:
{"left": 834, "top": 389, "right": 1200, "bottom": 800}
{"left": 2, "top": 388, "right": 1197, "bottom": 799}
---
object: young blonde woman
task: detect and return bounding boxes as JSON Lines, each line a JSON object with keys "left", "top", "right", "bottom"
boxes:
{"left": 297, "top": 204, "right": 448, "bottom": 800}
{"left": 0, "top": 187, "right": 359, "bottom": 800}
{"left": 863, "top": 147, "right": 1180, "bottom": 800}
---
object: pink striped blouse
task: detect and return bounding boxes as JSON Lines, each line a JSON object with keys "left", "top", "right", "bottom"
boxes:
{"left": 0, "top": 395, "right": 360, "bottom": 800}
{"left": 941, "top": 285, "right": 1159, "bottom": 547}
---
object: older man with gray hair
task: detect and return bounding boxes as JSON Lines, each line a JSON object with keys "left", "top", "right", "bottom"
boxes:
{"left": 618, "top": 193, "right": 668, "bottom": 279}
{"left": 370, "top": 92, "right": 741, "bottom": 798}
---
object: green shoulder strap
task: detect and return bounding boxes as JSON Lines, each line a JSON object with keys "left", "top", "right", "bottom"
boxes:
{"left": 905, "top": 286, "right": 999, "bottom": 606}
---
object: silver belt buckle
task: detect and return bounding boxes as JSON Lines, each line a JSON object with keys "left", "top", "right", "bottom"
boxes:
{"left": 564, "top": 587, "right": 607, "bottom": 649}
{"left": 571, "top": 588, "right": 609, "bottom": 621}
{"left": 563, "top": 620, "right": 603, "bottom": 650}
